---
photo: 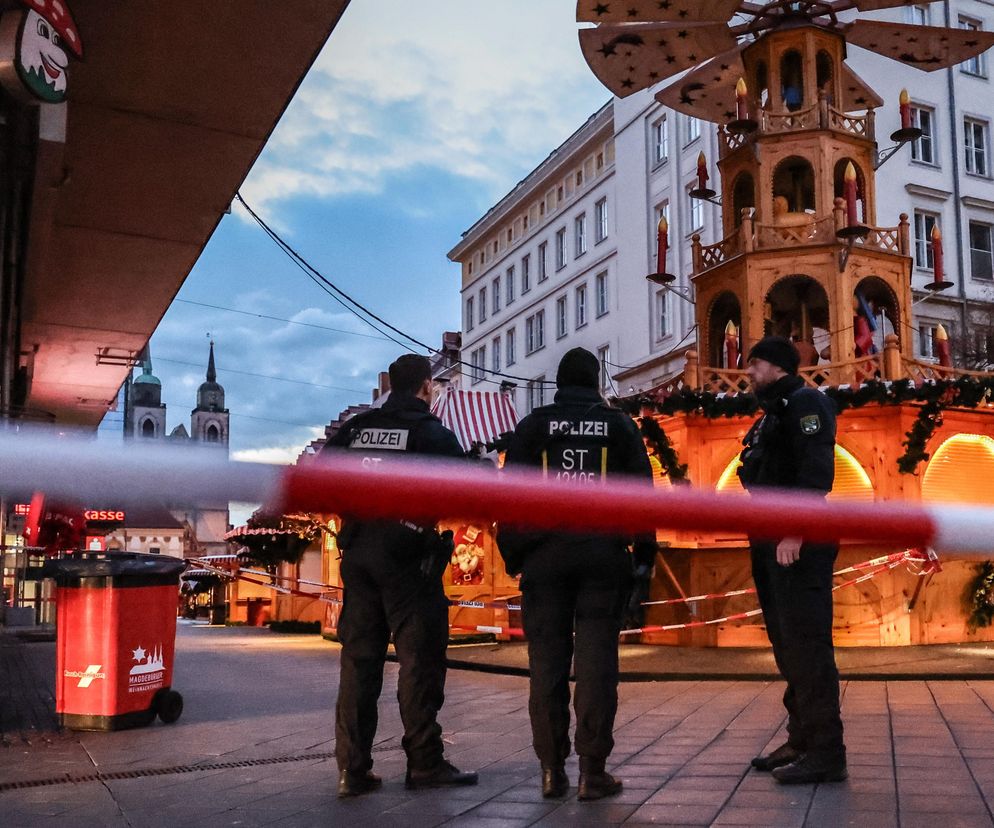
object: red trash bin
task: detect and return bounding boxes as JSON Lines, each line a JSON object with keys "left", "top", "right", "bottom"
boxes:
{"left": 47, "top": 551, "right": 187, "bottom": 731}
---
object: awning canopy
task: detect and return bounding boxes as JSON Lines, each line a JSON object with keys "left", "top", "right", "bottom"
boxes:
{"left": 432, "top": 388, "right": 518, "bottom": 452}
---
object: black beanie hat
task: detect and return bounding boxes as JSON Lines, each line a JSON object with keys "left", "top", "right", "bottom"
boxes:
{"left": 747, "top": 336, "right": 800, "bottom": 375}
{"left": 556, "top": 347, "right": 600, "bottom": 389}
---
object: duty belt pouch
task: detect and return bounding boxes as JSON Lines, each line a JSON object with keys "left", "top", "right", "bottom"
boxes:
{"left": 421, "top": 529, "right": 454, "bottom": 581}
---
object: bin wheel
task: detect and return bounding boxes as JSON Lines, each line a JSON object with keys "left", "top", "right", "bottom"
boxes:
{"left": 155, "top": 689, "right": 183, "bottom": 724}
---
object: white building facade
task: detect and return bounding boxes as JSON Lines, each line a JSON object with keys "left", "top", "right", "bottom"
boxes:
{"left": 449, "top": 1, "right": 994, "bottom": 412}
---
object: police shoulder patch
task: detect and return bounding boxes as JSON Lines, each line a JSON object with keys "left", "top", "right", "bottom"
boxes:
{"left": 799, "top": 414, "right": 821, "bottom": 435}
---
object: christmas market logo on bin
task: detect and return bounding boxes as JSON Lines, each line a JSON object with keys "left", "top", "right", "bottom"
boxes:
{"left": 128, "top": 644, "right": 165, "bottom": 694}
{"left": 0, "top": 0, "right": 83, "bottom": 104}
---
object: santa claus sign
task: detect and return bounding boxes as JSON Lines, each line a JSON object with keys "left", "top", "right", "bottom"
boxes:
{"left": 0, "top": 0, "right": 82, "bottom": 104}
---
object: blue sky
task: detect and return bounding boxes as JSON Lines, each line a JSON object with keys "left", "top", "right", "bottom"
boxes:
{"left": 128, "top": 0, "right": 609, "bottom": 464}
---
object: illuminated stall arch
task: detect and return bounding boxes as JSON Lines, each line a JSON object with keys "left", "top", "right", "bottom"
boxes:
{"left": 922, "top": 434, "right": 994, "bottom": 505}
{"left": 716, "top": 444, "right": 873, "bottom": 501}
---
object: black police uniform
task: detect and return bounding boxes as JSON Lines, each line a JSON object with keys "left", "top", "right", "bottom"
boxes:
{"left": 738, "top": 373, "right": 845, "bottom": 764}
{"left": 498, "top": 385, "right": 654, "bottom": 771}
{"left": 323, "top": 392, "right": 464, "bottom": 778}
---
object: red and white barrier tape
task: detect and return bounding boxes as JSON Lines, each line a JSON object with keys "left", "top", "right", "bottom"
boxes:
{"left": 642, "top": 550, "right": 928, "bottom": 607}
{"left": 5, "top": 430, "right": 992, "bottom": 556}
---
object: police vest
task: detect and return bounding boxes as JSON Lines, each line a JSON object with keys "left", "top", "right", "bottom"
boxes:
{"left": 343, "top": 412, "right": 431, "bottom": 469}
{"left": 540, "top": 415, "right": 613, "bottom": 484}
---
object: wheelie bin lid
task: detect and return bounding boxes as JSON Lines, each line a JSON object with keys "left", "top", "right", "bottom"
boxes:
{"left": 44, "top": 551, "right": 187, "bottom": 588}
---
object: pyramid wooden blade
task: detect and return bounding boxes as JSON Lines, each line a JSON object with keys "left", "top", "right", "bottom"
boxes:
{"left": 850, "top": 0, "right": 939, "bottom": 10}
{"left": 845, "top": 20, "right": 994, "bottom": 71}
{"left": 839, "top": 63, "right": 884, "bottom": 111}
{"left": 654, "top": 45, "right": 746, "bottom": 122}
{"left": 577, "top": 0, "right": 743, "bottom": 24}
{"left": 579, "top": 22, "right": 736, "bottom": 97}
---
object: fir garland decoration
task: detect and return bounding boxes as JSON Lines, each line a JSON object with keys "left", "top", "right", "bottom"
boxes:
{"left": 615, "top": 375, "right": 994, "bottom": 477}
{"left": 639, "top": 415, "right": 689, "bottom": 484}
{"left": 967, "top": 561, "right": 994, "bottom": 630}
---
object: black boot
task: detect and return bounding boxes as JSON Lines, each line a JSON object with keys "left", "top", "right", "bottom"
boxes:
{"left": 405, "top": 759, "right": 479, "bottom": 790}
{"left": 337, "top": 769, "right": 382, "bottom": 798}
{"left": 751, "top": 743, "right": 802, "bottom": 772}
{"left": 577, "top": 757, "right": 622, "bottom": 801}
{"left": 772, "top": 753, "right": 848, "bottom": 785}
{"left": 541, "top": 765, "right": 569, "bottom": 798}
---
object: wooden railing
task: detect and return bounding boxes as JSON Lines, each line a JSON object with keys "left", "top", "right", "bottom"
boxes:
{"left": 692, "top": 210, "right": 909, "bottom": 275}
{"left": 827, "top": 107, "right": 872, "bottom": 139}
{"left": 901, "top": 358, "right": 991, "bottom": 383}
{"left": 695, "top": 229, "right": 740, "bottom": 272}
{"left": 753, "top": 214, "right": 837, "bottom": 250}
{"left": 718, "top": 97, "right": 875, "bottom": 159}
{"left": 761, "top": 104, "right": 819, "bottom": 134}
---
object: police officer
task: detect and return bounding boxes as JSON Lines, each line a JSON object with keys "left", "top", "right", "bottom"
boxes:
{"left": 498, "top": 348, "right": 655, "bottom": 801}
{"left": 738, "top": 336, "right": 847, "bottom": 784}
{"left": 325, "top": 354, "right": 478, "bottom": 798}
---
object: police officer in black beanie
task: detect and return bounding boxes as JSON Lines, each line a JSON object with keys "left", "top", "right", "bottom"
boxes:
{"left": 738, "top": 336, "right": 847, "bottom": 784}
{"left": 497, "top": 347, "right": 655, "bottom": 800}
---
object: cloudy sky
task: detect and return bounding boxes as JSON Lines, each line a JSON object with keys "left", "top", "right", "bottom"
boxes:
{"left": 122, "top": 1, "right": 608, "bottom": 466}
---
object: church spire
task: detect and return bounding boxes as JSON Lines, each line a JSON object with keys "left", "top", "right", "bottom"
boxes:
{"left": 206, "top": 339, "right": 216, "bottom": 383}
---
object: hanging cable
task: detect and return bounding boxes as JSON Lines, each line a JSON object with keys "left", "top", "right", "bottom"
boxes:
{"left": 235, "top": 193, "right": 561, "bottom": 388}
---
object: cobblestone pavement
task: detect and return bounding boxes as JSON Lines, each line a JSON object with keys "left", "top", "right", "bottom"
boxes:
{"left": 2, "top": 624, "right": 994, "bottom": 827}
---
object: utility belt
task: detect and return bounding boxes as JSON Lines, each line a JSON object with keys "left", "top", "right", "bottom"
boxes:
{"left": 338, "top": 519, "right": 453, "bottom": 580}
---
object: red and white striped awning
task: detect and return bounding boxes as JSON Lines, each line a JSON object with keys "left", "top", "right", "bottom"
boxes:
{"left": 432, "top": 388, "right": 518, "bottom": 452}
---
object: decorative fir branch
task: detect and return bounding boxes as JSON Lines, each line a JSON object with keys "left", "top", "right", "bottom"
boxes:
{"left": 614, "top": 376, "right": 994, "bottom": 477}
{"left": 639, "top": 415, "right": 689, "bottom": 484}
{"left": 968, "top": 561, "right": 994, "bottom": 630}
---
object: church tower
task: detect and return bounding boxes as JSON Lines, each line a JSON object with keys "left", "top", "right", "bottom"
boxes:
{"left": 128, "top": 348, "right": 167, "bottom": 440}
{"left": 190, "top": 341, "right": 229, "bottom": 453}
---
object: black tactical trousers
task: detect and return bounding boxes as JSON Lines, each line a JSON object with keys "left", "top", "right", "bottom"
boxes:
{"left": 335, "top": 544, "right": 449, "bottom": 774}
{"left": 521, "top": 541, "right": 630, "bottom": 768}
{"left": 751, "top": 541, "right": 845, "bottom": 760}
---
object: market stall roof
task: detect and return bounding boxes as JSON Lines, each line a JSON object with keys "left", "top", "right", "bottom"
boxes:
{"left": 17, "top": 0, "right": 351, "bottom": 426}
{"left": 432, "top": 388, "right": 518, "bottom": 452}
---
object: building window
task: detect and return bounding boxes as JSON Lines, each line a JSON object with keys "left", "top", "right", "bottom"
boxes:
{"left": 576, "top": 284, "right": 588, "bottom": 328}
{"left": 479, "top": 286, "right": 488, "bottom": 321}
{"left": 521, "top": 255, "right": 531, "bottom": 293}
{"left": 471, "top": 346, "right": 486, "bottom": 384}
{"left": 919, "top": 323, "right": 938, "bottom": 359}
{"left": 525, "top": 311, "right": 545, "bottom": 354}
{"left": 141, "top": 418, "right": 155, "bottom": 438}
{"left": 575, "top": 214, "right": 587, "bottom": 257}
{"left": 911, "top": 105, "right": 936, "bottom": 165}
{"left": 965, "top": 117, "right": 989, "bottom": 176}
{"left": 575, "top": 170, "right": 583, "bottom": 187}
{"left": 527, "top": 376, "right": 545, "bottom": 412}
{"left": 206, "top": 424, "right": 220, "bottom": 443}
{"left": 538, "top": 242, "right": 548, "bottom": 281}
{"left": 492, "top": 336, "right": 502, "bottom": 373}
{"left": 905, "top": 4, "right": 929, "bottom": 25}
{"left": 686, "top": 116, "right": 701, "bottom": 144}
{"left": 595, "top": 272, "right": 608, "bottom": 317}
{"left": 914, "top": 210, "right": 938, "bottom": 269}
{"left": 556, "top": 296, "right": 568, "bottom": 339}
{"left": 492, "top": 277, "right": 501, "bottom": 314}
{"left": 465, "top": 296, "right": 474, "bottom": 331}
{"left": 597, "top": 345, "right": 611, "bottom": 393}
{"left": 655, "top": 290, "right": 670, "bottom": 341}
{"left": 960, "top": 18, "right": 987, "bottom": 77}
{"left": 506, "top": 328, "right": 516, "bottom": 366}
{"left": 595, "top": 198, "right": 608, "bottom": 244}
{"left": 555, "top": 227, "right": 567, "bottom": 270}
{"left": 689, "top": 186, "right": 704, "bottom": 230}
{"left": 652, "top": 115, "right": 668, "bottom": 164}
{"left": 970, "top": 221, "right": 994, "bottom": 281}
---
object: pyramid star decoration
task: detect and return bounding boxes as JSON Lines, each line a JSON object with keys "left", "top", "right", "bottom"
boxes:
{"left": 578, "top": 0, "right": 994, "bottom": 117}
